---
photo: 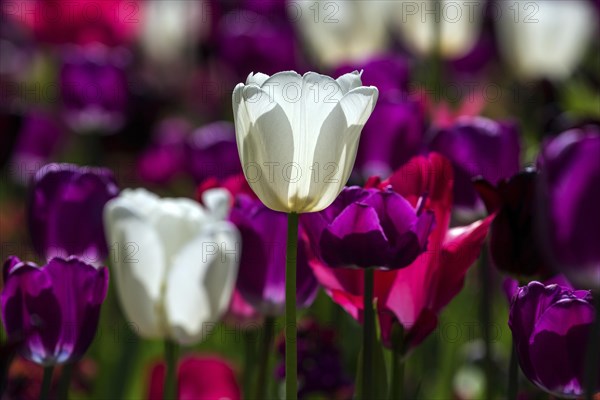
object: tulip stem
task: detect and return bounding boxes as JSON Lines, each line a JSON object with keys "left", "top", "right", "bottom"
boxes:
{"left": 479, "top": 245, "right": 494, "bottom": 400}
{"left": 57, "top": 363, "right": 73, "bottom": 400}
{"left": 163, "top": 340, "right": 178, "bottom": 400}
{"left": 390, "top": 334, "right": 405, "bottom": 400}
{"left": 39, "top": 366, "right": 54, "bottom": 400}
{"left": 255, "top": 316, "right": 275, "bottom": 400}
{"left": 362, "top": 268, "right": 375, "bottom": 400}
{"left": 285, "top": 212, "right": 299, "bottom": 400}
{"left": 507, "top": 336, "right": 518, "bottom": 400}
{"left": 243, "top": 330, "right": 257, "bottom": 398}
{"left": 584, "top": 293, "right": 600, "bottom": 400}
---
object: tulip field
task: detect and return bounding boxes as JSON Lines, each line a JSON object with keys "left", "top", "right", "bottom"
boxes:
{"left": 0, "top": 1, "right": 599, "bottom": 400}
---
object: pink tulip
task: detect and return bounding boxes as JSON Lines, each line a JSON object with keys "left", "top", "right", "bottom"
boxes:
{"left": 307, "top": 153, "right": 492, "bottom": 351}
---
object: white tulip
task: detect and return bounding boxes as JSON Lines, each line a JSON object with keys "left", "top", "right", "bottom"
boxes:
{"left": 292, "top": 0, "right": 390, "bottom": 67}
{"left": 391, "top": 0, "right": 486, "bottom": 59}
{"left": 103, "top": 188, "right": 240, "bottom": 345}
{"left": 496, "top": 0, "right": 598, "bottom": 81}
{"left": 232, "top": 70, "right": 379, "bottom": 213}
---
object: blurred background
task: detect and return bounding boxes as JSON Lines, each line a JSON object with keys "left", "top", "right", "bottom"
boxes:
{"left": 1, "top": 0, "right": 599, "bottom": 399}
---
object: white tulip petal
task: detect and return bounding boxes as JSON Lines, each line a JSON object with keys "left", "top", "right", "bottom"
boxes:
{"left": 338, "top": 86, "right": 380, "bottom": 127}
{"left": 164, "top": 222, "right": 240, "bottom": 345}
{"left": 246, "top": 72, "right": 270, "bottom": 86}
{"left": 149, "top": 198, "right": 206, "bottom": 261}
{"left": 232, "top": 70, "right": 379, "bottom": 212}
{"left": 336, "top": 71, "right": 363, "bottom": 94}
{"left": 239, "top": 86, "right": 295, "bottom": 212}
{"left": 103, "top": 199, "right": 166, "bottom": 338}
{"left": 201, "top": 188, "right": 231, "bottom": 221}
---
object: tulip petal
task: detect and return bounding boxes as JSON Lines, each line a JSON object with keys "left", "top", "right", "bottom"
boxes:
{"left": 320, "top": 203, "right": 389, "bottom": 268}
{"left": 246, "top": 72, "right": 270, "bottom": 86}
{"left": 104, "top": 200, "right": 167, "bottom": 339}
{"left": 237, "top": 85, "right": 295, "bottom": 212}
{"left": 164, "top": 222, "right": 239, "bottom": 345}
{"left": 305, "top": 88, "right": 378, "bottom": 212}
{"left": 336, "top": 71, "right": 363, "bottom": 94}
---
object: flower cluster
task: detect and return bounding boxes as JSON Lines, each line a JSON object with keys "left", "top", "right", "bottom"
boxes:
{"left": 1, "top": 1, "right": 599, "bottom": 399}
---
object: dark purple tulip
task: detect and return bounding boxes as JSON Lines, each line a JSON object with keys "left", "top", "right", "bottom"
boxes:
{"left": 137, "top": 118, "right": 191, "bottom": 185}
{"left": 537, "top": 126, "right": 600, "bottom": 288}
{"left": 186, "top": 121, "right": 242, "bottom": 184}
{"left": 1, "top": 256, "right": 109, "bottom": 366}
{"left": 59, "top": 45, "right": 129, "bottom": 134}
{"left": 10, "top": 111, "right": 64, "bottom": 184}
{"left": 429, "top": 117, "right": 521, "bottom": 213}
{"left": 354, "top": 95, "right": 425, "bottom": 178}
{"left": 28, "top": 163, "right": 119, "bottom": 265}
{"left": 217, "top": 10, "right": 299, "bottom": 78}
{"left": 303, "top": 186, "right": 434, "bottom": 270}
{"left": 275, "top": 319, "right": 353, "bottom": 399}
{"left": 230, "top": 195, "right": 318, "bottom": 316}
{"left": 509, "top": 281, "right": 599, "bottom": 397}
{"left": 333, "top": 54, "right": 411, "bottom": 96}
{"left": 474, "top": 169, "right": 554, "bottom": 279}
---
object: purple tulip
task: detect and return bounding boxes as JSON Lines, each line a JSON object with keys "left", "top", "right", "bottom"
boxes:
{"left": 186, "top": 121, "right": 242, "bottom": 184}
{"left": 229, "top": 195, "right": 318, "bottom": 316}
{"left": 28, "top": 163, "right": 119, "bottom": 265}
{"left": 303, "top": 186, "right": 434, "bottom": 270}
{"left": 509, "top": 281, "right": 599, "bottom": 397}
{"left": 354, "top": 95, "right": 425, "bottom": 178}
{"left": 429, "top": 116, "right": 521, "bottom": 214}
{"left": 537, "top": 126, "right": 600, "bottom": 288}
{"left": 9, "top": 111, "right": 64, "bottom": 184}
{"left": 59, "top": 45, "right": 129, "bottom": 134}
{"left": 1, "top": 256, "right": 109, "bottom": 365}
{"left": 136, "top": 118, "right": 191, "bottom": 185}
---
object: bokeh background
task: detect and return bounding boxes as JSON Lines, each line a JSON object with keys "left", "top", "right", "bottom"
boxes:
{"left": 1, "top": 0, "right": 599, "bottom": 399}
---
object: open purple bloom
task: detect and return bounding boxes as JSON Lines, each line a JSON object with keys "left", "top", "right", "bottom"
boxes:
{"left": 230, "top": 195, "right": 318, "bottom": 316}
{"left": 28, "top": 163, "right": 119, "bottom": 265}
{"left": 59, "top": 45, "right": 129, "bottom": 134}
{"left": 303, "top": 186, "right": 434, "bottom": 270}
{"left": 186, "top": 121, "right": 242, "bottom": 184}
{"left": 429, "top": 116, "right": 521, "bottom": 214}
{"left": 509, "top": 281, "right": 599, "bottom": 397}
{"left": 1, "top": 256, "right": 109, "bottom": 366}
{"left": 537, "top": 126, "right": 600, "bottom": 288}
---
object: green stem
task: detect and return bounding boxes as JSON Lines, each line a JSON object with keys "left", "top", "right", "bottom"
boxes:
{"left": 255, "top": 317, "right": 275, "bottom": 400}
{"left": 430, "top": 0, "right": 443, "bottom": 102}
{"left": 584, "top": 293, "right": 600, "bottom": 400}
{"left": 242, "top": 330, "right": 256, "bottom": 399}
{"left": 507, "top": 336, "right": 518, "bottom": 400}
{"left": 57, "top": 363, "right": 73, "bottom": 400}
{"left": 362, "top": 268, "right": 375, "bottom": 400}
{"left": 285, "top": 212, "right": 299, "bottom": 400}
{"left": 479, "top": 246, "right": 494, "bottom": 400}
{"left": 39, "top": 366, "right": 54, "bottom": 400}
{"left": 163, "top": 340, "right": 178, "bottom": 400}
{"left": 390, "top": 337, "right": 405, "bottom": 400}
